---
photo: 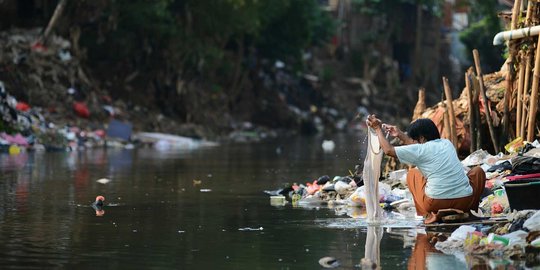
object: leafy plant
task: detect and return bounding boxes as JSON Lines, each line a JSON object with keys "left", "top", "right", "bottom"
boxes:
{"left": 459, "top": 1, "right": 505, "bottom": 73}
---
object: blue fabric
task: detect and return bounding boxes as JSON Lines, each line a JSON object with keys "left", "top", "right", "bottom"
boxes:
{"left": 395, "top": 139, "right": 472, "bottom": 199}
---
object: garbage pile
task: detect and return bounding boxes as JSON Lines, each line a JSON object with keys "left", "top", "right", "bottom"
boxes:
{"left": 0, "top": 28, "right": 220, "bottom": 153}
{"left": 0, "top": 28, "right": 110, "bottom": 150}
{"left": 0, "top": 28, "right": 97, "bottom": 115}
{"left": 265, "top": 136, "right": 540, "bottom": 214}
{"left": 264, "top": 167, "right": 415, "bottom": 217}
{"left": 0, "top": 71, "right": 120, "bottom": 152}
{"left": 433, "top": 210, "right": 540, "bottom": 265}
{"left": 461, "top": 139, "right": 540, "bottom": 218}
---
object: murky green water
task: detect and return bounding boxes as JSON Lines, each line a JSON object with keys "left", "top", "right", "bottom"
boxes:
{"left": 0, "top": 133, "right": 502, "bottom": 269}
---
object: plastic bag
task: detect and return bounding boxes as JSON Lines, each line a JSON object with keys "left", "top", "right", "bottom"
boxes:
{"left": 524, "top": 211, "right": 540, "bottom": 231}
{"left": 505, "top": 137, "right": 524, "bottom": 154}
{"left": 449, "top": 225, "right": 476, "bottom": 241}
{"left": 348, "top": 186, "right": 367, "bottom": 207}
{"left": 461, "top": 149, "right": 489, "bottom": 167}
{"left": 347, "top": 183, "right": 391, "bottom": 207}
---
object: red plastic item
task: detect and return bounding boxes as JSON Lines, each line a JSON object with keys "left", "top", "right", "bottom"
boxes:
{"left": 506, "top": 173, "right": 540, "bottom": 181}
{"left": 491, "top": 202, "right": 504, "bottom": 214}
{"left": 31, "top": 41, "right": 48, "bottom": 52}
{"left": 73, "top": 101, "right": 90, "bottom": 118}
{"left": 306, "top": 180, "right": 320, "bottom": 195}
{"left": 15, "top": 102, "right": 30, "bottom": 111}
{"left": 94, "top": 129, "right": 106, "bottom": 138}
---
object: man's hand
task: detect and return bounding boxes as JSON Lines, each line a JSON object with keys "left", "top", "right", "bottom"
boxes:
{"left": 382, "top": 124, "right": 400, "bottom": 137}
{"left": 366, "top": 114, "right": 382, "bottom": 130}
{"left": 366, "top": 114, "right": 397, "bottom": 158}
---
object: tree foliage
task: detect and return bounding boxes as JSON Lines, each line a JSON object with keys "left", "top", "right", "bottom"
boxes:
{"left": 71, "top": 0, "right": 335, "bottom": 125}
{"left": 82, "top": 0, "right": 334, "bottom": 79}
{"left": 459, "top": 1, "right": 504, "bottom": 73}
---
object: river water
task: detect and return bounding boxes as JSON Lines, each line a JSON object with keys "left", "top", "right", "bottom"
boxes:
{"left": 0, "top": 133, "right": 495, "bottom": 269}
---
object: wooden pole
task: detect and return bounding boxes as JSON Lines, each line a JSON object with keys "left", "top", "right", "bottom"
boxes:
{"left": 469, "top": 68, "right": 483, "bottom": 150}
{"left": 526, "top": 1, "right": 534, "bottom": 24}
{"left": 522, "top": 104, "right": 529, "bottom": 139}
{"left": 38, "top": 0, "right": 68, "bottom": 45}
{"left": 473, "top": 49, "right": 499, "bottom": 152}
{"left": 442, "top": 104, "right": 451, "bottom": 141}
{"left": 527, "top": 36, "right": 540, "bottom": 142}
{"left": 412, "top": 88, "right": 426, "bottom": 121}
{"left": 465, "top": 71, "right": 477, "bottom": 152}
{"left": 503, "top": 63, "right": 514, "bottom": 142}
{"left": 502, "top": 0, "right": 522, "bottom": 142}
{"left": 522, "top": 53, "right": 532, "bottom": 138}
{"left": 516, "top": 52, "right": 526, "bottom": 138}
{"left": 442, "top": 77, "right": 458, "bottom": 149}
{"left": 511, "top": 0, "right": 522, "bottom": 30}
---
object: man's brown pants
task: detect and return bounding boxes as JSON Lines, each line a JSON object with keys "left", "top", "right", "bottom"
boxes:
{"left": 406, "top": 166, "right": 486, "bottom": 216}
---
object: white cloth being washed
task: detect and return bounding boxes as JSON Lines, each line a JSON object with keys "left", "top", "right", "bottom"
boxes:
{"left": 362, "top": 127, "right": 383, "bottom": 222}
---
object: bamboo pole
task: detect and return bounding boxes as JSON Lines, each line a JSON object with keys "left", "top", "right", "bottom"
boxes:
{"left": 442, "top": 104, "right": 451, "bottom": 141}
{"left": 502, "top": 0, "right": 522, "bottom": 142}
{"left": 467, "top": 68, "right": 483, "bottom": 150}
{"left": 38, "top": 0, "right": 68, "bottom": 45}
{"left": 526, "top": 1, "right": 533, "bottom": 24}
{"left": 442, "top": 77, "right": 458, "bottom": 149}
{"left": 522, "top": 104, "right": 529, "bottom": 139}
{"left": 527, "top": 36, "right": 540, "bottom": 142}
{"left": 473, "top": 49, "right": 499, "bottom": 152}
{"left": 469, "top": 69, "right": 483, "bottom": 150}
{"left": 474, "top": 80, "right": 483, "bottom": 150}
{"left": 522, "top": 53, "right": 532, "bottom": 138}
{"left": 516, "top": 52, "right": 526, "bottom": 138}
{"left": 412, "top": 88, "right": 426, "bottom": 121}
{"left": 511, "top": 0, "right": 522, "bottom": 30}
{"left": 465, "top": 71, "right": 477, "bottom": 152}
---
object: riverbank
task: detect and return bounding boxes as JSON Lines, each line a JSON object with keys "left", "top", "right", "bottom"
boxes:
{"left": 264, "top": 134, "right": 540, "bottom": 267}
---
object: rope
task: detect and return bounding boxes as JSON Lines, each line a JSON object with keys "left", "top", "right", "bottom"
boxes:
{"left": 368, "top": 127, "right": 381, "bottom": 155}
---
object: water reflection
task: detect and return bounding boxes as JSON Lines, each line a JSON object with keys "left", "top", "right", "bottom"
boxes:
{"left": 0, "top": 152, "right": 29, "bottom": 170}
{"left": 408, "top": 233, "right": 438, "bottom": 270}
{"left": 407, "top": 233, "right": 530, "bottom": 270}
{"left": 362, "top": 226, "right": 383, "bottom": 269}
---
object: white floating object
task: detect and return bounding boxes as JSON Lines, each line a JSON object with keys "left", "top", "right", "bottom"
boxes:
{"left": 238, "top": 227, "right": 263, "bottom": 231}
{"left": 200, "top": 189, "right": 212, "bottom": 192}
{"left": 96, "top": 178, "right": 111, "bottom": 184}
{"left": 322, "top": 140, "right": 335, "bottom": 153}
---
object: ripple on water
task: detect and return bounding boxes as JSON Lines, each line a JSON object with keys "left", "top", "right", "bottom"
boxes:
{"left": 315, "top": 211, "right": 423, "bottom": 229}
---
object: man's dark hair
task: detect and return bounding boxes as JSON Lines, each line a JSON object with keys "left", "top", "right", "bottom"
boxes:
{"left": 407, "top": 118, "right": 440, "bottom": 142}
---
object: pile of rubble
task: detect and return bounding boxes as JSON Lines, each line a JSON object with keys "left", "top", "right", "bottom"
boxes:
{"left": 0, "top": 28, "right": 222, "bottom": 152}
{"left": 433, "top": 210, "right": 540, "bottom": 266}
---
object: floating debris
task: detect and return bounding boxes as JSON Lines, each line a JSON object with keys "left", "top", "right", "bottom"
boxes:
{"left": 238, "top": 227, "right": 263, "bottom": 231}
{"left": 318, "top": 256, "right": 340, "bottom": 268}
{"left": 96, "top": 178, "right": 111, "bottom": 184}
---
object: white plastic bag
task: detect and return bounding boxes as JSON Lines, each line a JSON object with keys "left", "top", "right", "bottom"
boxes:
{"left": 448, "top": 225, "right": 476, "bottom": 241}
{"left": 524, "top": 211, "right": 540, "bottom": 231}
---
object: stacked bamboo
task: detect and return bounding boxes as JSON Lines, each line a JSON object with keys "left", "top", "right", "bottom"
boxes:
{"left": 414, "top": 0, "right": 540, "bottom": 154}
{"left": 506, "top": 0, "right": 539, "bottom": 144}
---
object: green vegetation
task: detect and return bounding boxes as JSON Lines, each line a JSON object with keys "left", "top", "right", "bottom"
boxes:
{"left": 73, "top": 0, "right": 335, "bottom": 126}
{"left": 459, "top": 1, "right": 504, "bottom": 73}
{"left": 82, "top": 0, "right": 335, "bottom": 78}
